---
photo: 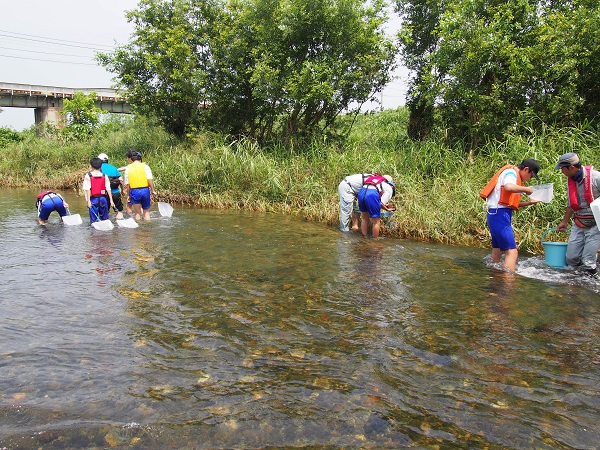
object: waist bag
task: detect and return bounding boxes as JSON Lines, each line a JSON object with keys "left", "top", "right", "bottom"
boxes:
{"left": 574, "top": 214, "right": 596, "bottom": 228}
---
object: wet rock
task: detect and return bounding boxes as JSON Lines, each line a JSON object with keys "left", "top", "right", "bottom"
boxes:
{"left": 364, "top": 413, "right": 390, "bottom": 439}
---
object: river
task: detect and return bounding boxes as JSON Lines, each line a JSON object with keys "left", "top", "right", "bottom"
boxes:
{"left": 1, "top": 188, "right": 598, "bottom": 449}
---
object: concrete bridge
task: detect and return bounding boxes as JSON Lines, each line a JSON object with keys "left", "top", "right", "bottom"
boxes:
{"left": 0, "top": 82, "right": 131, "bottom": 127}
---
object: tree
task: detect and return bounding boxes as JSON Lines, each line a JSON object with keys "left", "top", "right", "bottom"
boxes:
{"left": 529, "top": 2, "right": 600, "bottom": 124}
{"left": 395, "top": 0, "right": 600, "bottom": 147}
{"left": 395, "top": 0, "right": 443, "bottom": 140}
{"left": 235, "top": 0, "right": 397, "bottom": 143}
{"left": 433, "top": 0, "right": 543, "bottom": 146}
{"left": 98, "top": 0, "right": 396, "bottom": 143}
{"left": 98, "top": 0, "right": 219, "bottom": 137}
{"left": 62, "top": 91, "right": 103, "bottom": 139}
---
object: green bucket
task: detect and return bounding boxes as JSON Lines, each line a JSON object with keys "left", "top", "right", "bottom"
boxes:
{"left": 541, "top": 228, "right": 569, "bottom": 268}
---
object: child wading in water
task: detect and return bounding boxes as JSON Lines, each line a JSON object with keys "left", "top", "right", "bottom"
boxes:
{"left": 83, "top": 157, "right": 114, "bottom": 224}
{"left": 123, "top": 150, "right": 157, "bottom": 221}
{"left": 36, "top": 191, "right": 69, "bottom": 225}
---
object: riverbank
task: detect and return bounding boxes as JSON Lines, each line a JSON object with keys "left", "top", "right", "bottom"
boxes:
{"left": 1, "top": 110, "right": 597, "bottom": 252}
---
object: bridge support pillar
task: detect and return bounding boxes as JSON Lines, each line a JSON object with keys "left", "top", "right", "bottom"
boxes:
{"left": 34, "top": 106, "right": 64, "bottom": 131}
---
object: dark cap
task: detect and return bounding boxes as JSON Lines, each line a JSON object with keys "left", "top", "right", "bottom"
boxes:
{"left": 127, "top": 150, "right": 143, "bottom": 161}
{"left": 520, "top": 158, "right": 540, "bottom": 180}
{"left": 555, "top": 152, "right": 579, "bottom": 169}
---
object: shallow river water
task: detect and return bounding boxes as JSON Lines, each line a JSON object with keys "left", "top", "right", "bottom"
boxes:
{"left": 0, "top": 188, "right": 599, "bottom": 449}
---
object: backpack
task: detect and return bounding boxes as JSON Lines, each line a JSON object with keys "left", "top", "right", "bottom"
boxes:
{"left": 108, "top": 176, "right": 121, "bottom": 190}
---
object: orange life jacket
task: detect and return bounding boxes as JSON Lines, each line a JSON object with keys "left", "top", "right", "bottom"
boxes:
{"left": 479, "top": 164, "right": 523, "bottom": 210}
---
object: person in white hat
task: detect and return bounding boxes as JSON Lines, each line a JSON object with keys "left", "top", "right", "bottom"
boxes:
{"left": 98, "top": 153, "right": 125, "bottom": 220}
{"left": 357, "top": 174, "right": 396, "bottom": 238}
{"left": 556, "top": 152, "right": 600, "bottom": 276}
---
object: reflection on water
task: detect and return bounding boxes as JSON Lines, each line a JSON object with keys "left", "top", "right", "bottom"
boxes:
{"left": 1, "top": 188, "right": 599, "bottom": 449}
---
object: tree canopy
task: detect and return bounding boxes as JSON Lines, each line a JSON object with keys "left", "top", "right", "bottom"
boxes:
{"left": 98, "top": 0, "right": 396, "bottom": 142}
{"left": 395, "top": 0, "right": 600, "bottom": 147}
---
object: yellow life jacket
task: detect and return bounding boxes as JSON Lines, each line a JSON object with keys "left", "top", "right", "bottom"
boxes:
{"left": 127, "top": 162, "right": 149, "bottom": 188}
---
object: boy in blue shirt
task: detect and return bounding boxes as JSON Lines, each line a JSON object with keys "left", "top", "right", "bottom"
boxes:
{"left": 98, "top": 153, "right": 124, "bottom": 219}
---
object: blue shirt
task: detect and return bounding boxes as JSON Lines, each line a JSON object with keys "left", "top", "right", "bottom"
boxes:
{"left": 100, "top": 162, "right": 122, "bottom": 194}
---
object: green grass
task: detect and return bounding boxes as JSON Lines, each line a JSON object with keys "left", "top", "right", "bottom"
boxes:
{"left": 1, "top": 110, "right": 598, "bottom": 254}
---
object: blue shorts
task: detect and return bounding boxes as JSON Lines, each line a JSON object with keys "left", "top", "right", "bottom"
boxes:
{"left": 130, "top": 187, "right": 151, "bottom": 210}
{"left": 487, "top": 208, "right": 516, "bottom": 251}
{"left": 357, "top": 187, "right": 382, "bottom": 218}
{"left": 39, "top": 197, "right": 67, "bottom": 220}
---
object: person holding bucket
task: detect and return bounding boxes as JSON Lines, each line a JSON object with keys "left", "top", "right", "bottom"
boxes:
{"left": 555, "top": 152, "right": 600, "bottom": 277}
{"left": 480, "top": 159, "right": 541, "bottom": 273}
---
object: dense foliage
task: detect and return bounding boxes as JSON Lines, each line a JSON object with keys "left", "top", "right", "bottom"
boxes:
{"left": 396, "top": 0, "right": 600, "bottom": 147}
{"left": 0, "top": 127, "right": 24, "bottom": 148}
{"left": 97, "top": 0, "right": 396, "bottom": 142}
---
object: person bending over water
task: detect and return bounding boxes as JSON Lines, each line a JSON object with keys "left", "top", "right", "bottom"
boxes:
{"left": 357, "top": 174, "right": 396, "bottom": 238}
{"left": 36, "top": 190, "right": 69, "bottom": 225}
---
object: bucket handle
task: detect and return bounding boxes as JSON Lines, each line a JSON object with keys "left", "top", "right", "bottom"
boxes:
{"left": 541, "top": 227, "right": 570, "bottom": 242}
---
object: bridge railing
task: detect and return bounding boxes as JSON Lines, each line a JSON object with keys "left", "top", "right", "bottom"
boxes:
{"left": 0, "top": 82, "right": 126, "bottom": 101}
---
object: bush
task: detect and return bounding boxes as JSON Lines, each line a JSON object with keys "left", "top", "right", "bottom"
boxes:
{"left": 0, "top": 127, "right": 24, "bottom": 148}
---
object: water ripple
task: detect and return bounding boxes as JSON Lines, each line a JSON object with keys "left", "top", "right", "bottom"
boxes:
{"left": 1, "top": 189, "right": 599, "bottom": 449}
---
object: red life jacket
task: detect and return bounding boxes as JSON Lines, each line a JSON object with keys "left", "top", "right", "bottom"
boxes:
{"left": 364, "top": 174, "right": 395, "bottom": 197}
{"left": 568, "top": 165, "right": 594, "bottom": 211}
{"left": 37, "top": 190, "right": 53, "bottom": 200}
{"left": 89, "top": 173, "right": 107, "bottom": 198}
{"left": 36, "top": 190, "right": 54, "bottom": 207}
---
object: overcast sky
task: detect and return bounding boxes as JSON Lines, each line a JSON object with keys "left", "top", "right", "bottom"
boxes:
{"left": 0, "top": 0, "right": 407, "bottom": 131}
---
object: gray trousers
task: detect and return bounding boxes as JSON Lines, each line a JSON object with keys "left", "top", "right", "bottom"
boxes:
{"left": 338, "top": 182, "right": 356, "bottom": 232}
{"left": 566, "top": 223, "right": 600, "bottom": 271}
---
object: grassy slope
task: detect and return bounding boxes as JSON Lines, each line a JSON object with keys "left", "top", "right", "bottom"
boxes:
{"left": 1, "top": 110, "right": 598, "bottom": 253}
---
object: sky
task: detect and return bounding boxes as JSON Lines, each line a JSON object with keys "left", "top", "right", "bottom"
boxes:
{"left": 0, "top": 0, "right": 408, "bottom": 131}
